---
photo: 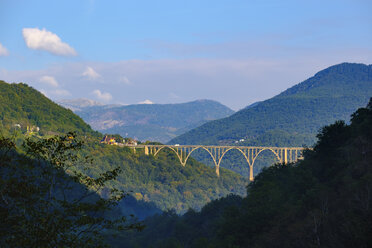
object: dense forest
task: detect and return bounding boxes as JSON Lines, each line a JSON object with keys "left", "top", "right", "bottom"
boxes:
{"left": 0, "top": 81, "right": 97, "bottom": 137}
{"left": 0, "top": 132, "right": 145, "bottom": 247}
{"left": 81, "top": 142, "right": 247, "bottom": 213}
{"left": 0, "top": 81, "right": 247, "bottom": 214}
{"left": 114, "top": 98, "right": 372, "bottom": 248}
{"left": 170, "top": 63, "right": 372, "bottom": 177}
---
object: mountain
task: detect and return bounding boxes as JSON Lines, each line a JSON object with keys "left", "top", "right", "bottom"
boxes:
{"left": 169, "top": 63, "right": 372, "bottom": 176}
{"left": 57, "top": 98, "right": 105, "bottom": 111}
{"left": 0, "top": 81, "right": 96, "bottom": 136}
{"left": 114, "top": 99, "right": 372, "bottom": 248}
{"left": 0, "top": 80, "right": 247, "bottom": 214}
{"left": 171, "top": 63, "right": 372, "bottom": 146}
{"left": 72, "top": 99, "right": 235, "bottom": 143}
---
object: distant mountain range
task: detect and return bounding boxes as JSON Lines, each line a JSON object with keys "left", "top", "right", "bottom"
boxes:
{"left": 59, "top": 99, "right": 235, "bottom": 143}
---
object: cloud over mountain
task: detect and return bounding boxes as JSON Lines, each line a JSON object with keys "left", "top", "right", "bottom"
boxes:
{"left": 22, "top": 28, "right": 76, "bottom": 56}
{"left": 0, "top": 43, "right": 9, "bottom": 56}
{"left": 92, "top": 89, "right": 112, "bottom": 102}
{"left": 138, "top": 99, "right": 154, "bottom": 104}
{"left": 82, "top": 66, "right": 101, "bottom": 80}
{"left": 39, "top": 75, "right": 59, "bottom": 87}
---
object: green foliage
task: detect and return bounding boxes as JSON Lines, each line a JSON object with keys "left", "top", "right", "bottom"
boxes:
{"left": 171, "top": 63, "right": 372, "bottom": 176}
{"left": 0, "top": 81, "right": 98, "bottom": 137}
{"left": 121, "top": 99, "right": 372, "bottom": 247}
{"left": 0, "top": 80, "right": 247, "bottom": 216}
{"left": 0, "top": 132, "right": 143, "bottom": 247}
{"left": 81, "top": 143, "right": 247, "bottom": 214}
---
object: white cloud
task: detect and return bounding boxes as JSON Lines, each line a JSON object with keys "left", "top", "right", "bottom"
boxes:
{"left": 39, "top": 89, "right": 48, "bottom": 97}
{"left": 138, "top": 99, "right": 154, "bottom": 104}
{"left": 39, "top": 75, "right": 59, "bottom": 87}
{"left": 119, "top": 76, "right": 131, "bottom": 85}
{"left": 40, "top": 88, "right": 71, "bottom": 98}
{"left": 169, "top": 92, "right": 180, "bottom": 99}
{"left": 53, "top": 89, "right": 71, "bottom": 97}
{"left": 0, "top": 43, "right": 9, "bottom": 56}
{"left": 92, "top": 89, "right": 112, "bottom": 102}
{"left": 22, "top": 28, "right": 76, "bottom": 56}
{"left": 82, "top": 66, "right": 101, "bottom": 80}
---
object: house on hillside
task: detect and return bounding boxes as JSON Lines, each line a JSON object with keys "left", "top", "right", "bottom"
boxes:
{"left": 123, "top": 137, "right": 138, "bottom": 146}
{"left": 100, "top": 135, "right": 118, "bottom": 145}
{"left": 26, "top": 125, "right": 40, "bottom": 135}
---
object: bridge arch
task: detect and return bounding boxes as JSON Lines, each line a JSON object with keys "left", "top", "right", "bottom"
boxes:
{"left": 144, "top": 145, "right": 304, "bottom": 181}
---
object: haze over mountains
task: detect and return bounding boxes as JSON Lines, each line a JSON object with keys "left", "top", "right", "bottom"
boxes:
{"left": 59, "top": 99, "right": 234, "bottom": 143}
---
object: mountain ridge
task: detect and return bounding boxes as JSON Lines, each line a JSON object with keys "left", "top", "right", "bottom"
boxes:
{"left": 71, "top": 99, "right": 235, "bottom": 143}
{"left": 170, "top": 63, "right": 372, "bottom": 146}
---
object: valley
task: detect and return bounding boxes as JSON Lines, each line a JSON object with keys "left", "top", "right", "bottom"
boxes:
{"left": 1, "top": 63, "right": 371, "bottom": 247}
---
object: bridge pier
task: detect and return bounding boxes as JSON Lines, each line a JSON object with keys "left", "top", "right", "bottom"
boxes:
{"left": 249, "top": 165, "right": 254, "bottom": 181}
{"left": 284, "top": 148, "right": 288, "bottom": 164}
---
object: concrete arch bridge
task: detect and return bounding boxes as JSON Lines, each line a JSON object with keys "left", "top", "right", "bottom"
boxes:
{"left": 129, "top": 145, "right": 308, "bottom": 181}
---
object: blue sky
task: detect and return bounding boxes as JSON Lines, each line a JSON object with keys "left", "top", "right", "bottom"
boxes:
{"left": 0, "top": 0, "right": 371, "bottom": 110}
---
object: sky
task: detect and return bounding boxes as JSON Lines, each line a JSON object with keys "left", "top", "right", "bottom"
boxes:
{"left": 0, "top": 0, "right": 371, "bottom": 110}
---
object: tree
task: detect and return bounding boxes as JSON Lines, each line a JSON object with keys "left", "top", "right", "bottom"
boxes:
{"left": 0, "top": 132, "right": 143, "bottom": 247}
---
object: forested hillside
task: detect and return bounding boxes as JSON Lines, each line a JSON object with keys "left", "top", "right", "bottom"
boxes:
{"left": 68, "top": 99, "right": 234, "bottom": 143}
{"left": 170, "top": 63, "right": 372, "bottom": 176}
{"left": 82, "top": 143, "right": 247, "bottom": 213}
{"left": 116, "top": 98, "right": 372, "bottom": 248}
{"left": 0, "top": 132, "right": 144, "bottom": 247}
{"left": 171, "top": 63, "right": 372, "bottom": 146}
{"left": 0, "top": 81, "right": 96, "bottom": 136}
{"left": 0, "top": 81, "right": 247, "bottom": 214}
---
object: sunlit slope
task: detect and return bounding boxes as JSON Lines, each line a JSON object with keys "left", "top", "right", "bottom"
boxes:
{"left": 0, "top": 81, "right": 96, "bottom": 136}
{"left": 170, "top": 63, "right": 372, "bottom": 147}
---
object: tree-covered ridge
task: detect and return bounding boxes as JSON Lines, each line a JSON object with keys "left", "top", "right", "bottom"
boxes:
{"left": 81, "top": 142, "right": 247, "bottom": 213}
{"left": 0, "top": 81, "right": 97, "bottom": 136}
{"left": 118, "top": 98, "right": 372, "bottom": 248}
{"left": 169, "top": 63, "right": 372, "bottom": 177}
{"left": 0, "top": 80, "right": 247, "bottom": 214}
{"left": 72, "top": 99, "right": 234, "bottom": 143}
{"left": 171, "top": 63, "right": 372, "bottom": 146}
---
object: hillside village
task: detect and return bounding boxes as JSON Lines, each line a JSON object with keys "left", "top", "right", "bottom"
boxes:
{"left": 100, "top": 135, "right": 139, "bottom": 146}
